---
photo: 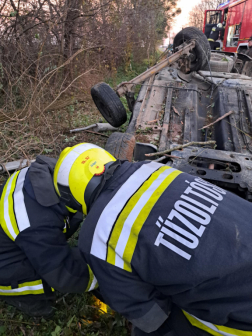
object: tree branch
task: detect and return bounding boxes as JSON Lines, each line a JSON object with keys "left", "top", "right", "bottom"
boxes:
{"left": 145, "top": 141, "right": 216, "bottom": 157}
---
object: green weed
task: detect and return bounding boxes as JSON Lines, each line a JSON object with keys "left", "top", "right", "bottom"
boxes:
{"left": 0, "top": 292, "right": 130, "bottom": 336}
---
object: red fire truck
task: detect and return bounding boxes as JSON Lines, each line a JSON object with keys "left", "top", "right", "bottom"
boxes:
{"left": 203, "top": 0, "right": 252, "bottom": 53}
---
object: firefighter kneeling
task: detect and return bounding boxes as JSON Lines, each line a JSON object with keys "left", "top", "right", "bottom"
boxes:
{"left": 2, "top": 143, "right": 252, "bottom": 336}
{"left": 0, "top": 155, "right": 97, "bottom": 317}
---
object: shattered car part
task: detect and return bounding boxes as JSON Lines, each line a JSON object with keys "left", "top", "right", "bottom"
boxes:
{"left": 0, "top": 159, "right": 34, "bottom": 174}
{"left": 170, "top": 147, "right": 252, "bottom": 201}
{"left": 70, "top": 123, "right": 118, "bottom": 133}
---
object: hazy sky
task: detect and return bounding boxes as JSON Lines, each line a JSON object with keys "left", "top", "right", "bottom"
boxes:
{"left": 172, "top": 0, "right": 202, "bottom": 33}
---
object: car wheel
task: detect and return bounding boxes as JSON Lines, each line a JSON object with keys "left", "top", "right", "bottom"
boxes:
{"left": 105, "top": 132, "right": 136, "bottom": 162}
{"left": 173, "top": 27, "right": 211, "bottom": 72}
{"left": 91, "top": 82, "right": 127, "bottom": 127}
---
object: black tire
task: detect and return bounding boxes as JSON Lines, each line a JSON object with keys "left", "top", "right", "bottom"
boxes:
{"left": 91, "top": 82, "right": 127, "bottom": 127}
{"left": 173, "top": 27, "right": 211, "bottom": 71}
{"left": 105, "top": 132, "right": 136, "bottom": 162}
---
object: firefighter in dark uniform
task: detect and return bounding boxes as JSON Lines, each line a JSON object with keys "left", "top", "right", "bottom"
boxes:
{"left": 53, "top": 143, "right": 252, "bottom": 336}
{"left": 245, "top": 36, "right": 252, "bottom": 58}
{"left": 0, "top": 155, "right": 97, "bottom": 317}
{"left": 208, "top": 23, "right": 224, "bottom": 50}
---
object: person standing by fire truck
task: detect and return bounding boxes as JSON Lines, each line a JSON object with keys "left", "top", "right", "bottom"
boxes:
{"left": 208, "top": 23, "right": 224, "bottom": 50}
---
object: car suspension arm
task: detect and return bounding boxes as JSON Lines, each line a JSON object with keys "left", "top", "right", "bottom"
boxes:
{"left": 116, "top": 40, "right": 196, "bottom": 97}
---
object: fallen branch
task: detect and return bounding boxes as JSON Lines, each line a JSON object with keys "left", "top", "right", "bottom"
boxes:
{"left": 199, "top": 111, "right": 234, "bottom": 130}
{"left": 145, "top": 141, "right": 216, "bottom": 157}
{"left": 82, "top": 130, "right": 109, "bottom": 137}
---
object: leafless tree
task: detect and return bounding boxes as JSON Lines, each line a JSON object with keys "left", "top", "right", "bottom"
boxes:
{"left": 0, "top": 0, "right": 181, "bottom": 163}
{"left": 188, "top": 0, "right": 223, "bottom": 30}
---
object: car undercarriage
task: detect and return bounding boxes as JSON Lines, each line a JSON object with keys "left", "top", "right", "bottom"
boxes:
{"left": 91, "top": 27, "right": 252, "bottom": 201}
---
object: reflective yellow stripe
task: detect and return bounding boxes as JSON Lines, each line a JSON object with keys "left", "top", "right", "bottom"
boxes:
{"left": 8, "top": 171, "right": 20, "bottom": 236}
{"left": 63, "top": 219, "right": 67, "bottom": 233}
{"left": 66, "top": 206, "right": 77, "bottom": 214}
{"left": 0, "top": 177, "right": 11, "bottom": 240}
{"left": 1, "top": 168, "right": 30, "bottom": 241}
{"left": 0, "top": 289, "right": 45, "bottom": 296}
{"left": 183, "top": 311, "right": 252, "bottom": 336}
{"left": 0, "top": 279, "right": 42, "bottom": 290}
{"left": 90, "top": 162, "right": 162, "bottom": 262}
{"left": 107, "top": 166, "right": 169, "bottom": 266}
{"left": 123, "top": 170, "right": 181, "bottom": 271}
{"left": 86, "top": 265, "right": 98, "bottom": 292}
{"left": 86, "top": 265, "right": 93, "bottom": 291}
{"left": 19, "top": 280, "right": 42, "bottom": 288}
{"left": 208, "top": 38, "right": 215, "bottom": 42}
{"left": 0, "top": 173, "right": 18, "bottom": 241}
{"left": 106, "top": 167, "right": 181, "bottom": 272}
{"left": 0, "top": 280, "right": 44, "bottom": 296}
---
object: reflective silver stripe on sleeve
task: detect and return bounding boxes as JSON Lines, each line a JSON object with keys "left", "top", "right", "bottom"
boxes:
{"left": 90, "top": 162, "right": 162, "bottom": 260}
{"left": 57, "top": 143, "right": 100, "bottom": 187}
{"left": 130, "top": 303, "right": 168, "bottom": 333}
{"left": 14, "top": 167, "right": 30, "bottom": 232}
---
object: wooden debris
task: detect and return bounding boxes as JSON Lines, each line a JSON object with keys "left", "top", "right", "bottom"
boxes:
{"left": 145, "top": 140, "right": 216, "bottom": 157}
{"left": 199, "top": 111, "right": 234, "bottom": 130}
{"left": 70, "top": 123, "right": 118, "bottom": 133}
{"left": 173, "top": 106, "right": 180, "bottom": 116}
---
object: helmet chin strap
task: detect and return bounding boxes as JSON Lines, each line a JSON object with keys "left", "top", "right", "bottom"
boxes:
{"left": 87, "top": 160, "right": 122, "bottom": 212}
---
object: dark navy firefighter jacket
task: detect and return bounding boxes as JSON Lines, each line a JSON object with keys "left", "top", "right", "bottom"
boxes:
{"left": 0, "top": 156, "right": 92, "bottom": 299}
{"left": 79, "top": 160, "right": 252, "bottom": 336}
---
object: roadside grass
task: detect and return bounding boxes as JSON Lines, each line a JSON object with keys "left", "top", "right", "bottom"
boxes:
{"left": 0, "top": 293, "right": 130, "bottom": 336}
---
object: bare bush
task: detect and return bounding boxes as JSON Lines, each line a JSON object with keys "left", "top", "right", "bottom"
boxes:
{"left": 0, "top": 0, "right": 180, "bottom": 163}
{"left": 188, "top": 0, "right": 223, "bottom": 30}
